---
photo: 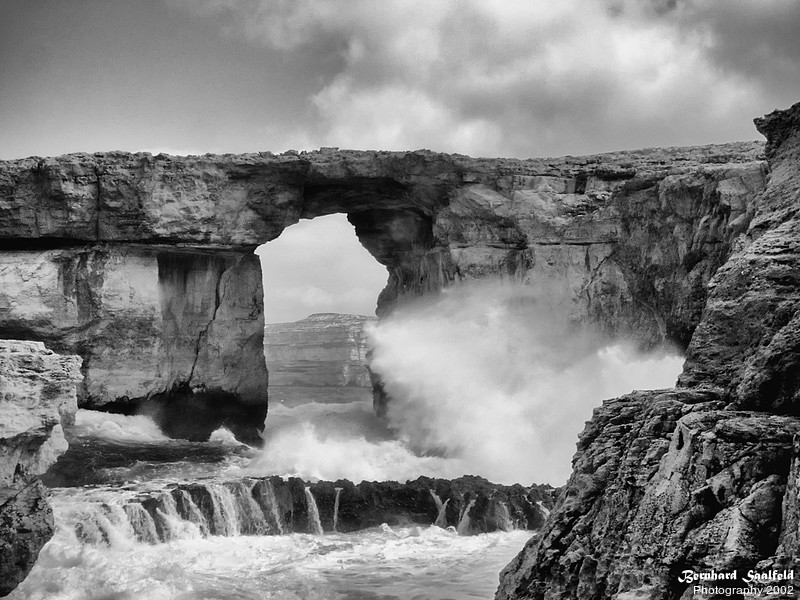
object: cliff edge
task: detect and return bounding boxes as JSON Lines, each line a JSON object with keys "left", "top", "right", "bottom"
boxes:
{"left": 496, "top": 102, "right": 800, "bottom": 599}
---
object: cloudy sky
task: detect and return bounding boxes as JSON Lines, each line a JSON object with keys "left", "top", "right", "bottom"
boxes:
{"left": 2, "top": 0, "right": 798, "bottom": 320}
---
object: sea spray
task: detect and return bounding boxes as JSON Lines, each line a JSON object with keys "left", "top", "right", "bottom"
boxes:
{"left": 304, "top": 487, "right": 324, "bottom": 535}
{"left": 72, "top": 409, "right": 169, "bottom": 444}
{"left": 368, "top": 279, "right": 683, "bottom": 485}
{"left": 245, "top": 405, "right": 457, "bottom": 483}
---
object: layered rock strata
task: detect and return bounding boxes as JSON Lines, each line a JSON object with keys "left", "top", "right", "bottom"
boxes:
{"left": 0, "top": 340, "right": 81, "bottom": 597}
{"left": 264, "top": 313, "right": 375, "bottom": 387}
{"left": 496, "top": 103, "right": 800, "bottom": 599}
{"left": 0, "top": 141, "right": 766, "bottom": 423}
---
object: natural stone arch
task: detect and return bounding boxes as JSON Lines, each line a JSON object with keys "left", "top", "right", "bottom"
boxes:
{"left": 0, "top": 142, "right": 767, "bottom": 438}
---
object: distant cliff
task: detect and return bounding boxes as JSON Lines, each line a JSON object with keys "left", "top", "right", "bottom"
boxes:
{"left": 264, "top": 313, "right": 374, "bottom": 387}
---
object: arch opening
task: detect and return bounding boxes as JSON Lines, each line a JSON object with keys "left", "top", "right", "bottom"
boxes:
{"left": 251, "top": 214, "right": 685, "bottom": 486}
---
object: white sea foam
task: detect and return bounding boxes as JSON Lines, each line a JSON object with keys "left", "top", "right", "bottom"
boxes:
{"left": 208, "top": 426, "right": 242, "bottom": 446}
{"left": 367, "top": 279, "right": 683, "bottom": 485}
{"left": 10, "top": 504, "right": 531, "bottom": 600}
{"left": 248, "top": 280, "right": 682, "bottom": 486}
{"left": 72, "top": 409, "right": 169, "bottom": 444}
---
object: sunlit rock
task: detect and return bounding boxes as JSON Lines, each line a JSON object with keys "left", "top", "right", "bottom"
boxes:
{"left": 0, "top": 340, "right": 81, "bottom": 597}
{"left": 0, "top": 141, "right": 766, "bottom": 427}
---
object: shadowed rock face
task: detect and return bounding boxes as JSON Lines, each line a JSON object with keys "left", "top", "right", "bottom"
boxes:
{"left": 0, "top": 340, "right": 81, "bottom": 597}
{"left": 496, "top": 102, "right": 800, "bottom": 600}
{"left": 64, "top": 475, "right": 556, "bottom": 543}
{"left": 0, "top": 142, "right": 766, "bottom": 428}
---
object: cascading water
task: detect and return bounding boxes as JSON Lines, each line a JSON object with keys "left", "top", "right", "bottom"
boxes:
{"left": 304, "top": 487, "right": 324, "bottom": 535}
{"left": 496, "top": 501, "right": 515, "bottom": 532}
{"left": 457, "top": 498, "right": 477, "bottom": 536}
{"left": 430, "top": 490, "right": 450, "bottom": 528}
{"left": 333, "top": 487, "right": 342, "bottom": 532}
{"left": 207, "top": 483, "right": 241, "bottom": 537}
{"left": 176, "top": 489, "right": 210, "bottom": 535}
{"left": 257, "top": 479, "right": 285, "bottom": 535}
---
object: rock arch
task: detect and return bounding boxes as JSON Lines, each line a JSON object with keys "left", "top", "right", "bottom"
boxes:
{"left": 0, "top": 142, "right": 767, "bottom": 437}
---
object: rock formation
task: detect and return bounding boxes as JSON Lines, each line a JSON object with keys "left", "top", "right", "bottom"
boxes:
{"left": 0, "top": 340, "right": 81, "bottom": 597}
{"left": 0, "top": 107, "right": 791, "bottom": 598}
{"left": 65, "top": 475, "right": 556, "bottom": 543}
{"left": 496, "top": 103, "right": 800, "bottom": 599}
{"left": 0, "top": 141, "right": 766, "bottom": 427}
{"left": 264, "top": 313, "right": 374, "bottom": 387}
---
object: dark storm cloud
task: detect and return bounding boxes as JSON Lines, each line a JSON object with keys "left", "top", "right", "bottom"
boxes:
{"left": 170, "top": 0, "right": 793, "bottom": 157}
{"left": 610, "top": 0, "right": 800, "bottom": 105}
{"left": 676, "top": 1, "right": 800, "bottom": 98}
{"left": 1, "top": 1, "right": 796, "bottom": 160}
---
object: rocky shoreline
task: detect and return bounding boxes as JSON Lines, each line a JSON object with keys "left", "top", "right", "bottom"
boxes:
{"left": 496, "top": 103, "right": 800, "bottom": 599}
{"left": 69, "top": 475, "right": 556, "bottom": 545}
{"left": 0, "top": 340, "right": 81, "bottom": 596}
{"left": 1, "top": 101, "right": 800, "bottom": 598}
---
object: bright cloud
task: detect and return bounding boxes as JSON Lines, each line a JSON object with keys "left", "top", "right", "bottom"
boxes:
{"left": 169, "top": 0, "right": 798, "bottom": 157}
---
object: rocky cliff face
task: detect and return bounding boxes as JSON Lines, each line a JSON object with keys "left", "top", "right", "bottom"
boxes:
{"left": 264, "top": 313, "right": 375, "bottom": 387}
{"left": 0, "top": 141, "right": 766, "bottom": 429}
{"left": 0, "top": 340, "right": 81, "bottom": 597}
{"left": 496, "top": 102, "right": 800, "bottom": 600}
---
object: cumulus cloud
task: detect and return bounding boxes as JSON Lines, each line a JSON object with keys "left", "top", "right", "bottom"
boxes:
{"left": 168, "top": 0, "right": 798, "bottom": 157}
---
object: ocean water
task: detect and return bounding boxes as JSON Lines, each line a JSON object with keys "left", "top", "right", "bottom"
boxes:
{"left": 14, "top": 278, "right": 686, "bottom": 599}
{"left": 14, "top": 396, "right": 533, "bottom": 600}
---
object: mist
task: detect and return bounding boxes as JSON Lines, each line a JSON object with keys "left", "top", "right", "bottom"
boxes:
{"left": 368, "top": 280, "right": 683, "bottom": 485}
{"left": 248, "top": 279, "right": 682, "bottom": 486}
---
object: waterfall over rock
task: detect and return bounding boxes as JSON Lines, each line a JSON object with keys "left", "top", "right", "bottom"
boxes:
{"left": 304, "top": 487, "right": 324, "bottom": 535}
{"left": 56, "top": 476, "right": 553, "bottom": 546}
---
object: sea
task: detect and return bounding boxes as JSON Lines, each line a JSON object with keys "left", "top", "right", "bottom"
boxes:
{"left": 9, "top": 388, "right": 533, "bottom": 600}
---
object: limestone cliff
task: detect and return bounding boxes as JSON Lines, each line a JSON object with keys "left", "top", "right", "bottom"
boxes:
{"left": 0, "top": 141, "right": 766, "bottom": 428}
{"left": 496, "top": 102, "right": 800, "bottom": 600}
{"left": 0, "top": 340, "right": 81, "bottom": 597}
{"left": 264, "top": 313, "right": 375, "bottom": 387}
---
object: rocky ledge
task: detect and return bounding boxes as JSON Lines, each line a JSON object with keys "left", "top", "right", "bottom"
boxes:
{"left": 68, "top": 475, "right": 556, "bottom": 545}
{"left": 496, "top": 103, "right": 800, "bottom": 599}
{"left": 0, "top": 340, "right": 81, "bottom": 597}
{"left": 264, "top": 313, "right": 375, "bottom": 387}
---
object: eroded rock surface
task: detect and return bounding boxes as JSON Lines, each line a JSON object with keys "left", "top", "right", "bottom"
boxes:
{"left": 0, "top": 142, "right": 766, "bottom": 421}
{"left": 0, "top": 340, "right": 81, "bottom": 597}
{"left": 264, "top": 313, "right": 375, "bottom": 387}
{"left": 497, "top": 102, "right": 800, "bottom": 599}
